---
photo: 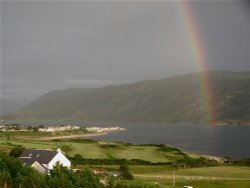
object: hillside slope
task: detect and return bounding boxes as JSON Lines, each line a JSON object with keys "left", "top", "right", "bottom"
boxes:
{"left": 4, "top": 71, "right": 250, "bottom": 124}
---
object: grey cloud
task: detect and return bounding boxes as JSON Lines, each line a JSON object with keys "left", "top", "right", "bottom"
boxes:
{"left": 1, "top": 1, "right": 249, "bottom": 113}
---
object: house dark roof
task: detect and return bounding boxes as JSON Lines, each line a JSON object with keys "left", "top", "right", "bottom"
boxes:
{"left": 19, "top": 157, "right": 36, "bottom": 166}
{"left": 19, "top": 149, "right": 58, "bottom": 164}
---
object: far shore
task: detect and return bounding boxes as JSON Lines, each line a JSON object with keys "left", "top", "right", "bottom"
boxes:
{"left": 38, "top": 130, "right": 117, "bottom": 141}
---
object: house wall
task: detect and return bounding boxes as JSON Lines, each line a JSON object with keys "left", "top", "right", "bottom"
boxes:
{"left": 31, "top": 161, "right": 47, "bottom": 174}
{"left": 42, "top": 163, "right": 49, "bottom": 169}
{"left": 48, "top": 152, "right": 71, "bottom": 170}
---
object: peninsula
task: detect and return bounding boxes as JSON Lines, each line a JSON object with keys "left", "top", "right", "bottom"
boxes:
{"left": 0, "top": 124, "right": 126, "bottom": 140}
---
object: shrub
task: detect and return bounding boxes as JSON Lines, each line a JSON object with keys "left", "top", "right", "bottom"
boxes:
{"left": 119, "top": 163, "right": 133, "bottom": 180}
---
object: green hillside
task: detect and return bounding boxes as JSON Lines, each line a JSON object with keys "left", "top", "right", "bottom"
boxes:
{"left": 4, "top": 71, "right": 250, "bottom": 124}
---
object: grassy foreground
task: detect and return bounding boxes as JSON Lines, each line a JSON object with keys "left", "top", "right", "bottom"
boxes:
{"left": 0, "top": 135, "right": 249, "bottom": 187}
{"left": 84, "top": 165, "right": 250, "bottom": 188}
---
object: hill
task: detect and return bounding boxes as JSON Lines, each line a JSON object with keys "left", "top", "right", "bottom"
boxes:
{"left": 3, "top": 71, "right": 250, "bottom": 124}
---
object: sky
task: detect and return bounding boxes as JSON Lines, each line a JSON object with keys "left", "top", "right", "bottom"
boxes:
{"left": 0, "top": 0, "right": 249, "bottom": 114}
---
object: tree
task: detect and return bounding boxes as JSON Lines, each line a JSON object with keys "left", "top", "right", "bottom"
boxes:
{"left": 16, "top": 167, "right": 46, "bottom": 188}
{"left": 48, "top": 162, "right": 77, "bottom": 188}
{"left": 0, "top": 152, "right": 46, "bottom": 188}
{"left": 119, "top": 163, "right": 133, "bottom": 180}
{"left": 37, "top": 125, "right": 45, "bottom": 129}
{"left": 0, "top": 170, "right": 12, "bottom": 188}
{"left": 78, "top": 169, "right": 103, "bottom": 188}
{"left": 33, "top": 127, "right": 39, "bottom": 132}
{"left": 9, "top": 146, "right": 25, "bottom": 158}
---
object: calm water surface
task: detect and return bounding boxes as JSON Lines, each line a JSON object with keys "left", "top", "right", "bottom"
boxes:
{"left": 89, "top": 123, "right": 250, "bottom": 159}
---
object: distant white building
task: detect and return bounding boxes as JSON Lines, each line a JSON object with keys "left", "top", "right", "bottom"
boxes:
{"left": 19, "top": 149, "right": 71, "bottom": 174}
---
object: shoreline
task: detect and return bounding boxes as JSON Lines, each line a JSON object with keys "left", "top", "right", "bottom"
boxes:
{"left": 38, "top": 130, "right": 120, "bottom": 141}
{"left": 164, "top": 144, "right": 225, "bottom": 163}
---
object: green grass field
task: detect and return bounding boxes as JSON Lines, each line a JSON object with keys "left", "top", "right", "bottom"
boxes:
{"left": 0, "top": 139, "right": 190, "bottom": 163}
{"left": 133, "top": 166, "right": 250, "bottom": 186}
{"left": 76, "top": 165, "right": 250, "bottom": 188}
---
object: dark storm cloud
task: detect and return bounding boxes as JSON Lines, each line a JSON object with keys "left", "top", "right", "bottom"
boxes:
{"left": 1, "top": 1, "right": 249, "bottom": 114}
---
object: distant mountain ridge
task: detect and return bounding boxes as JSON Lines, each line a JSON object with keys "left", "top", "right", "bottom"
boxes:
{"left": 3, "top": 71, "right": 250, "bottom": 124}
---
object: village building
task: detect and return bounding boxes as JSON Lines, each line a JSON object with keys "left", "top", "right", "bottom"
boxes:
{"left": 19, "top": 148, "right": 71, "bottom": 174}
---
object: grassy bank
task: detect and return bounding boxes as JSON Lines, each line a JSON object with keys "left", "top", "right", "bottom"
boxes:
{"left": 0, "top": 138, "right": 196, "bottom": 163}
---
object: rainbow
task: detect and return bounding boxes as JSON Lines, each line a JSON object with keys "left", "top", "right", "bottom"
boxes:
{"left": 178, "top": 1, "right": 216, "bottom": 124}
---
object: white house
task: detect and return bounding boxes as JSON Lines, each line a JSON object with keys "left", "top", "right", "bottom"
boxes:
{"left": 19, "top": 148, "right": 71, "bottom": 174}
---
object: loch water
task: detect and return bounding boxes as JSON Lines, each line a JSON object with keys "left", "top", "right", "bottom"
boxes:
{"left": 89, "top": 123, "right": 250, "bottom": 159}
